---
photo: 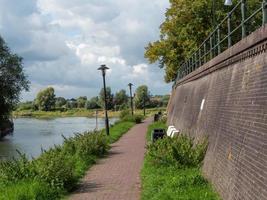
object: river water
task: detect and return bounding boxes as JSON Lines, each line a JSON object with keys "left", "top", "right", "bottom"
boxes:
{"left": 0, "top": 117, "right": 117, "bottom": 160}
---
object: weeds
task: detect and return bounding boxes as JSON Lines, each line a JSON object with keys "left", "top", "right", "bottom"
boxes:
{"left": 141, "top": 122, "right": 220, "bottom": 200}
{"left": 0, "top": 120, "right": 136, "bottom": 200}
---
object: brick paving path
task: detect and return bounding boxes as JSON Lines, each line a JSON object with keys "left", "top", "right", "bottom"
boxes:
{"left": 70, "top": 118, "right": 152, "bottom": 200}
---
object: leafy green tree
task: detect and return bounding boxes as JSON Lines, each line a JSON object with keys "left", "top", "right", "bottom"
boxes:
{"left": 145, "top": 0, "right": 262, "bottom": 82}
{"left": 65, "top": 99, "right": 77, "bottom": 109}
{"left": 114, "top": 89, "right": 128, "bottom": 106}
{"left": 16, "top": 101, "right": 34, "bottom": 111}
{"left": 134, "top": 85, "right": 150, "bottom": 109}
{"left": 0, "top": 35, "right": 29, "bottom": 121}
{"left": 85, "top": 96, "right": 101, "bottom": 109}
{"left": 77, "top": 96, "right": 87, "bottom": 108}
{"left": 55, "top": 97, "right": 66, "bottom": 108}
{"left": 35, "top": 87, "right": 56, "bottom": 111}
{"left": 99, "top": 87, "right": 114, "bottom": 110}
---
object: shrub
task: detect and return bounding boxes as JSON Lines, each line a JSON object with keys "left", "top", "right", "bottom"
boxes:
{"left": 35, "top": 149, "right": 77, "bottom": 191}
{"left": 147, "top": 135, "right": 208, "bottom": 168}
{"left": 133, "top": 115, "right": 143, "bottom": 124}
{"left": 119, "top": 109, "right": 131, "bottom": 120}
{"left": 0, "top": 152, "right": 36, "bottom": 184}
{"left": 120, "top": 110, "right": 144, "bottom": 124}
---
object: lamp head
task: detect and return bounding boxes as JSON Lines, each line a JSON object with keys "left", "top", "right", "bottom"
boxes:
{"left": 224, "top": 0, "right": 232, "bottom": 6}
{"left": 128, "top": 83, "right": 133, "bottom": 87}
{"left": 98, "top": 64, "right": 109, "bottom": 76}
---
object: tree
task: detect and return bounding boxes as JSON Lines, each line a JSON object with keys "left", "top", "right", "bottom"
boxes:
{"left": 85, "top": 96, "right": 101, "bottom": 110}
{"left": 77, "top": 96, "right": 87, "bottom": 108}
{"left": 65, "top": 99, "right": 77, "bottom": 109}
{"left": 145, "top": 0, "right": 262, "bottom": 82}
{"left": 134, "top": 85, "right": 151, "bottom": 109}
{"left": 0, "top": 35, "right": 29, "bottom": 121}
{"left": 35, "top": 87, "right": 56, "bottom": 111}
{"left": 99, "top": 87, "right": 114, "bottom": 110}
{"left": 114, "top": 89, "right": 128, "bottom": 107}
{"left": 55, "top": 97, "right": 66, "bottom": 108}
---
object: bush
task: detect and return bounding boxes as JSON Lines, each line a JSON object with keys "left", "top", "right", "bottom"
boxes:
{"left": 36, "top": 149, "right": 77, "bottom": 191}
{"left": 147, "top": 135, "right": 208, "bottom": 168}
{"left": 0, "top": 152, "right": 36, "bottom": 184}
{"left": 119, "top": 109, "right": 131, "bottom": 120}
{"left": 120, "top": 109, "right": 144, "bottom": 124}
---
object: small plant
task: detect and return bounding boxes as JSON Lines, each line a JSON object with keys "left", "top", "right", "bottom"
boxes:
{"left": 147, "top": 135, "right": 208, "bottom": 168}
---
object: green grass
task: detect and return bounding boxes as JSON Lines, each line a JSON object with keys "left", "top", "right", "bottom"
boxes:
{"left": 141, "top": 121, "right": 220, "bottom": 200}
{"left": 0, "top": 120, "right": 136, "bottom": 200}
{"left": 108, "top": 121, "right": 135, "bottom": 143}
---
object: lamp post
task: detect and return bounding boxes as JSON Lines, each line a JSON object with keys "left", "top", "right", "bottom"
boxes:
{"left": 128, "top": 83, "right": 134, "bottom": 116}
{"left": 98, "top": 64, "right": 110, "bottom": 136}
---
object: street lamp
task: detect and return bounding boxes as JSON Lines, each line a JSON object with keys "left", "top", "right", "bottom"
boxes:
{"left": 98, "top": 64, "right": 110, "bottom": 136}
{"left": 128, "top": 83, "right": 134, "bottom": 116}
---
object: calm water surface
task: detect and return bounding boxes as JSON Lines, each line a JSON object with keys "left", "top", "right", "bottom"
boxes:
{"left": 0, "top": 117, "right": 117, "bottom": 160}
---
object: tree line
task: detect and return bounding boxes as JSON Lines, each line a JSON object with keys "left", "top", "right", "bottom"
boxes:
{"left": 16, "top": 85, "right": 170, "bottom": 112}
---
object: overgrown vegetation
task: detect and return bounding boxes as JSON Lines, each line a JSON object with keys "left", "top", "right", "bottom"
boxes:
{"left": 141, "top": 121, "right": 220, "bottom": 200}
{"left": 0, "top": 119, "right": 135, "bottom": 200}
{"left": 145, "top": 0, "right": 263, "bottom": 82}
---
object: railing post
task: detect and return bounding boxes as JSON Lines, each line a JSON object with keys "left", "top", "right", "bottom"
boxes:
{"left": 210, "top": 35, "right": 213, "bottom": 59}
{"left": 189, "top": 60, "right": 191, "bottom": 72}
{"left": 195, "top": 53, "right": 198, "bottom": 68}
{"left": 263, "top": 0, "right": 267, "bottom": 25}
{"left": 186, "top": 61, "right": 192, "bottom": 74}
{"left": 241, "top": 0, "right": 246, "bottom": 38}
{"left": 199, "top": 48, "right": 202, "bottom": 67}
{"left": 204, "top": 42, "right": 207, "bottom": 63}
{"left": 217, "top": 26, "right": 221, "bottom": 54}
{"left": 227, "top": 13, "right": 232, "bottom": 47}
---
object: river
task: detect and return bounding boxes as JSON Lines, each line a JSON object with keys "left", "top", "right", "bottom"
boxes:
{"left": 0, "top": 117, "right": 118, "bottom": 160}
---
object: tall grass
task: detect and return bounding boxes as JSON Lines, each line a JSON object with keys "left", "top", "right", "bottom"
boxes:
{"left": 0, "top": 120, "right": 135, "bottom": 200}
{"left": 141, "top": 121, "right": 220, "bottom": 200}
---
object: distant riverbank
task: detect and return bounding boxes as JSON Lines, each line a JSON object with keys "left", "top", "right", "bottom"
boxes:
{"left": 12, "top": 109, "right": 119, "bottom": 119}
{"left": 12, "top": 107, "right": 165, "bottom": 119}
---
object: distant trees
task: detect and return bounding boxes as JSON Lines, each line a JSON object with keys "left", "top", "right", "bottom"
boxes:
{"left": 99, "top": 87, "right": 114, "bottom": 110}
{"left": 17, "top": 85, "right": 169, "bottom": 112}
{"left": 34, "top": 87, "right": 56, "bottom": 111}
{"left": 55, "top": 97, "right": 66, "bottom": 109}
{"left": 77, "top": 96, "right": 87, "bottom": 108}
{"left": 0, "top": 35, "right": 29, "bottom": 121}
{"left": 85, "top": 97, "right": 100, "bottom": 110}
{"left": 134, "top": 85, "right": 151, "bottom": 109}
{"left": 114, "top": 89, "right": 128, "bottom": 110}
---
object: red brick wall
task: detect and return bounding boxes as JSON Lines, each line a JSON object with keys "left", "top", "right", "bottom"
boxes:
{"left": 168, "top": 26, "right": 267, "bottom": 200}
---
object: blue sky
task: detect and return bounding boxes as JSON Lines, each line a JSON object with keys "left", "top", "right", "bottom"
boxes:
{"left": 0, "top": 0, "right": 171, "bottom": 100}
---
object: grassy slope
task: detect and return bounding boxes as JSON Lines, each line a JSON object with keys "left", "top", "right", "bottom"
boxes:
{"left": 141, "top": 122, "right": 220, "bottom": 200}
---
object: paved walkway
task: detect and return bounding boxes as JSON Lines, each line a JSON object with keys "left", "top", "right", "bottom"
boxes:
{"left": 70, "top": 118, "right": 152, "bottom": 200}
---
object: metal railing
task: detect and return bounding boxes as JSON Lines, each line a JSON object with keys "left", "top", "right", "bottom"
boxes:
{"left": 175, "top": 0, "right": 267, "bottom": 84}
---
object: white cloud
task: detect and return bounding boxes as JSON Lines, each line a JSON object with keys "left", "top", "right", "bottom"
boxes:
{"left": 0, "top": 0, "right": 171, "bottom": 100}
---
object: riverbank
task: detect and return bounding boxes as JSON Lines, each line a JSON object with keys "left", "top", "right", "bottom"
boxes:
{"left": 12, "top": 107, "right": 165, "bottom": 119}
{"left": 0, "top": 117, "right": 138, "bottom": 200}
{"left": 0, "top": 119, "right": 14, "bottom": 139}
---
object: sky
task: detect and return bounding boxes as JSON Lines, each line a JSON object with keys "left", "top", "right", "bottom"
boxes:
{"left": 0, "top": 0, "right": 171, "bottom": 101}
